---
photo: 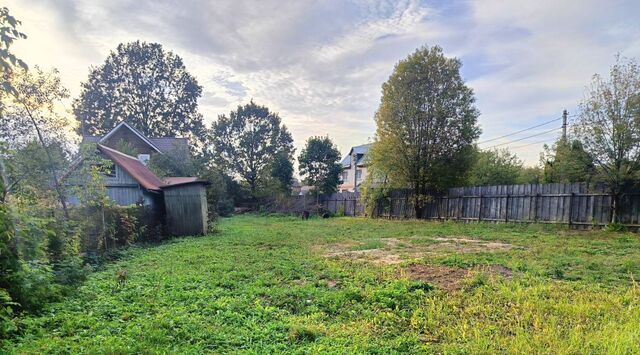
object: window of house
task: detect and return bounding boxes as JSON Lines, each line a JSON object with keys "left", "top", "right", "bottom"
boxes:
{"left": 104, "top": 164, "right": 117, "bottom": 178}
{"left": 356, "top": 169, "right": 362, "bottom": 181}
{"left": 94, "top": 162, "right": 116, "bottom": 178}
{"left": 341, "top": 171, "right": 348, "bottom": 182}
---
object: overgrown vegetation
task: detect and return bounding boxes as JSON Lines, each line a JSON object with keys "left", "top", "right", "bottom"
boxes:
{"left": 5, "top": 215, "right": 640, "bottom": 352}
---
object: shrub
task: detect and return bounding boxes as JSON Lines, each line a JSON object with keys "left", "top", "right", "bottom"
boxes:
{"left": 0, "top": 289, "right": 17, "bottom": 339}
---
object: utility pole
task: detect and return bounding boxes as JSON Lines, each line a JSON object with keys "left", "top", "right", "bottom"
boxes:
{"left": 562, "top": 109, "right": 568, "bottom": 140}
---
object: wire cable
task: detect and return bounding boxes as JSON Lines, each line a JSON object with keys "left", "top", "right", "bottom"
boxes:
{"left": 508, "top": 138, "right": 558, "bottom": 150}
{"left": 477, "top": 113, "right": 576, "bottom": 145}
{"left": 477, "top": 117, "right": 562, "bottom": 145}
{"left": 481, "top": 126, "right": 561, "bottom": 150}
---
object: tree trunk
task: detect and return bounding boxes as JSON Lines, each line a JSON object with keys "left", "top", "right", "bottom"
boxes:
{"left": 22, "top": 105, "right": 69, "bottom": 219}
{"left": 611, "top": 193, "right": 620, "bottom": 224}
{"left": 414, "top": 200, "right": 422, "bottom": 219}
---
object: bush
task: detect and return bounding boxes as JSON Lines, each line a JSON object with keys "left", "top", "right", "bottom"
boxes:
{"left": 0, "top": 289, "right": 17, "bottom": 339}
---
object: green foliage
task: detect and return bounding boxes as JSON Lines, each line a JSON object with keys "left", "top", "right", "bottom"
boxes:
{"left": 268, "top": 152, "right": 294, "bottom": 194}
{"left": 517, "top": 166, "right": 543, "bottom": 184}
{"left": 468, "top": 148, "right": 523, "bottom": 186}
{"left": 113, "top": 139, "right": 138, "bottom": 156}
{"left": 298, "top": 136, "right": 342, "bottom": 196}
{"left": 573, "top": 55, "right": 640, "bottom": 221}
{"left": 209, "top": 100, "right": 294, "bottom": 199}
{"left": 0, "top": 288, "right": 17, "bottom": 339}
{"left": 370, "top": 46, "right": 480, "bottom": 215}
{"left": 148, "top": 143, "right": 195, "bottom": 178}
{"left": 0, "top": 6, "right": 28, "bottom": 97}
{"left": 541, "top": 138, "right": 595, "bottom": 183}
{"left": 6, "top": 215, "right": 640, "bottom": 353}
{"left": 73, "top": 41, "right": 206, "bottom": 149}
{"left": 200, "top": 167, "right": 237, "bottom": 217}
{"left": 2, "top": 141, "right": 69, "bottom": 198}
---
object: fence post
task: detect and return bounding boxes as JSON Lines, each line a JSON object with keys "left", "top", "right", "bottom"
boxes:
{"left": 478, "top": 195, "right": 483, "bottom": 222}
{"left": 457, "top": 197, "right": 462, "bottom": 220}
{"left": 404, "top": 192, "right": 409, "bottom": 219}
{"left": 534, "top": 193, "right": 539, "bottom": 222}
{"left": 568, "top": 192, "right": 574, "bottom": 227}
{"left": 505, "top": 194, "right": 509, "bottom": 223}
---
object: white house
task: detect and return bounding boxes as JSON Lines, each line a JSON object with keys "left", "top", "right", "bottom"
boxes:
{"left": 338, "top": 143, "right": 371, "bottom": 192}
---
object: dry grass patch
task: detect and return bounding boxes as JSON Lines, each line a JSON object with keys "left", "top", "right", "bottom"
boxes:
{"left": 402, "top": 264, "right": 513, "bottom": 292}
{"left": 320, "top": 235, "right": 520, "bottom": 265}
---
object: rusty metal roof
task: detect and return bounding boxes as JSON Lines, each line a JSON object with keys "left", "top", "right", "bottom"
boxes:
{"left": 97, "top": 144, "right": 166, "bottom": 191}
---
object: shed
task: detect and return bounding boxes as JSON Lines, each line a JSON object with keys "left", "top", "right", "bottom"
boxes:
{"left": 162, "top": 181, "right": 209, "bottom": 236}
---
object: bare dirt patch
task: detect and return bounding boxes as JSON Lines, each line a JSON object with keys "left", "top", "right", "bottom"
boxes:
{"left": 325, "top": 248, "right": 404, "bottom": 265}
{"left": 429, "top": 236, "right": 516, "bottom": 252}
{"left": 403, "top": 264, "right": 513, "bottom": 292}
{"left": 320, "top": 236, "right": 519, "bottom": 265}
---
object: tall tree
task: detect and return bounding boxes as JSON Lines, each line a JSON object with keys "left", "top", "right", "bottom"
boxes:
{"left": 73, "top": 41, "right": 205, "bottom": 146}
{"left": 468, "top": 148, "right": 523, "bottom": 186}
{"left": 298, "top": 136, "right": 342, "bottom": 207}
{"left": 541, "top": 138, "right": 595, "bottom": 183}
{"left": 572, "top": 55, "right": 640, "bottom": 222}
{"left": 369, "top": 45, "right": 480, "bottom": 216}
{"left": 209, "top": 101, "right": 294, "bottom": 198}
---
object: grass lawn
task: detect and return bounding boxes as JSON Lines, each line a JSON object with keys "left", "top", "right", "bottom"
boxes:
{"left": 6, "top": 215, "right": 640, "bottom": 353}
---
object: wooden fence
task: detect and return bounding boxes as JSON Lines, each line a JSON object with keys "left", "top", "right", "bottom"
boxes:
{"left": 319, "top": 182, "right": 640, "bottom": 228}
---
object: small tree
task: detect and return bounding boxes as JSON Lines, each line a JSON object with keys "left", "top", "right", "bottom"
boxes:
{"left": 148, "top": 144, "right": 196, "bottom": 178}
{"left": 268, "top": 152, "right": 294, "bottom": 194}
{"left": 370, "top": 46, "right": 480, "bottom": 217}
{"left": 1, "top": 67, "right": 74, "bottom": 218}
{"left": 573, "top": 55, "right": 640, "bottom": 222}
{"left": 517, "top": 166, "right": 543, "bottom": 184}
{"left": 541, "top": 138, "right": 595, "bottom": 183}
{"left": 298, "top": 136, "right": 342, "bottom": 208}
{"left": 209, "top": 100, "right": 294, "bottom": 200}
{"left": 467, "top": 148, "right": 523, "bottom": 186}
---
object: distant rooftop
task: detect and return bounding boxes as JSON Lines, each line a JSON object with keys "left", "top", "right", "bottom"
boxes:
{"left": 341, "top": 143, "right": 372, "bottom": 168}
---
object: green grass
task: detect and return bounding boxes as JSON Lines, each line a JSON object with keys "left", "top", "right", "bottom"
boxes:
{"left": 6, "top": 215, "right": 640, "bottom": 353}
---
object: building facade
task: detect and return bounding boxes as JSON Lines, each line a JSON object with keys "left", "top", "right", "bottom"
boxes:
{"left": 338, "top": 144, "right": 371, "bottom": 192}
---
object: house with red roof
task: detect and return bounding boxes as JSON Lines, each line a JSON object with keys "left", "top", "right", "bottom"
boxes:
{"left": 61, "top": 122, "right": 208, "bottom": 236}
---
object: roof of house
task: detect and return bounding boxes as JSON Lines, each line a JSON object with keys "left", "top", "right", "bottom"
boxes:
{"left": 98, "top": 144, "right": 166, "bottom": 191}
{"left": 81, "top": 122, "right": 189, "bottom": 154}
{"left": 341, "top": 143, "right": 372, "bottom": 168}
{"left": 163, "top": 177, "right": 199, "bottom": 185}
{"left": 97, "top": 145, "right": 206, "bottom": 190}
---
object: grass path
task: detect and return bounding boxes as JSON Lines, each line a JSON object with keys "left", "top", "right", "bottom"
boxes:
{"left": 7, "top": 215, "right": 640, "bottom": 353}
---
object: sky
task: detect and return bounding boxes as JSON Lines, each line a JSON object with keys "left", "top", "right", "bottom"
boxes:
{"left": 7, "top": 0, "right": 640, "bottom": 165}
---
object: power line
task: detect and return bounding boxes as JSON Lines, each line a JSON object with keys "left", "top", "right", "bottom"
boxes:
{"left": 477, "top": 117, "right": 562, "bottom": 145}
{"left": 481, "top": 126, "right": 561, "bottom": 150}
{"left": 508, "top": 138, "right": 557, "bottom": 150}
{"left": 477, "top": 113, "right": 577, "bottom": 145}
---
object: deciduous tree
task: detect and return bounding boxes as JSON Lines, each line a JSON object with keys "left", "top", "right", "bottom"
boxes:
{"left": 541, "top": 138, "right": 594, "bottom": 183}
{"left": 468, "top": 148, "right": 523, "bottom": 186}
{"left": 298, "top": 136, "right": 342, "bottom": 205}
{"left": 572, "top": 55, "right": 640, "bottom": 222}
{"left": 209, "top": 101, "right": 294, "bottom": 199}
{"left": 73, "top": 41, "right": 205, "bottom": 147}
{"left": 1, "top": 67, "right": 74, "bottom": 217}
{"left": 369, "top": 46, "right": 480, "bottom": 216}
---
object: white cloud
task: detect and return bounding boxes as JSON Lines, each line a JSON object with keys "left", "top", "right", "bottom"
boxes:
{"left": 8, "top": 0, "right": 640, "bottom": 165}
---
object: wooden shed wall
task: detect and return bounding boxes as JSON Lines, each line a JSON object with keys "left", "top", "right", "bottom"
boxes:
{"left": 163, "top": 183, "right": 208, "bottom": 236}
